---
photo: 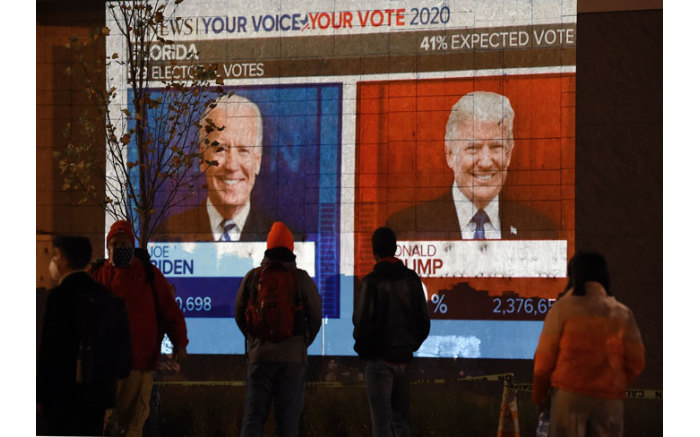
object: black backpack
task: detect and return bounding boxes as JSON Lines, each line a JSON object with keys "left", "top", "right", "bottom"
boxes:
{"left": 75, "top": 284, "right": 132, "bottom": 384}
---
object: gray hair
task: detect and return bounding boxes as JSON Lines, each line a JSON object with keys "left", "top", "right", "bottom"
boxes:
{"left": 444, "top": 91, "right": 515, "bottom": 153}
{"left": 200, "top": 94, "right": 263, "bottom": 157}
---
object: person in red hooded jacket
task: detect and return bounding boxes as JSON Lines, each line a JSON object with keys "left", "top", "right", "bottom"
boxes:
{"left": 92, "top": 220, "right": 188, "bottom": 436}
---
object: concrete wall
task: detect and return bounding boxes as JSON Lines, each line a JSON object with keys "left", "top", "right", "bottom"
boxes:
{"left": 36, "top": 1, "right": 106, "bottom": 287}
{"left": 576, "top": 9, "right": 662, "bottom": 387}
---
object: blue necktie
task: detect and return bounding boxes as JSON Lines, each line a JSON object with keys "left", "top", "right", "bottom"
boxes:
{"left": 472, "top": 209, "right": 488, "bottom": 240}
{"left": 220, "top": 220, "right": 238, "bottom": 242}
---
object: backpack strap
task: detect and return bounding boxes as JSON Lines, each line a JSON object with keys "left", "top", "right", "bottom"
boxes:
{"left": 134, "top": 247, "right": 154, "bottom": 285}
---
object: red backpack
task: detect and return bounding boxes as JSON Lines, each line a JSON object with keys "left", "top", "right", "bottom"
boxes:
{"left": 245, "top": 261, "right": 302, "bottom": 342}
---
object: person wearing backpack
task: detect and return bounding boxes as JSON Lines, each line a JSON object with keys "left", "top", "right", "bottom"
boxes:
{"left": 234, "top": 221, "right": 322, "bottom": 437}
{"left": 91, "top": 220, "right": 189, "bottom": 437}
{"left": 37, "top": 236, "right": 131, "bottom": 436}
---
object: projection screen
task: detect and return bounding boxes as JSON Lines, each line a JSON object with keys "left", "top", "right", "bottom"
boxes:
{"left": 106, "top": 0, "right": 576, "bottom": 359}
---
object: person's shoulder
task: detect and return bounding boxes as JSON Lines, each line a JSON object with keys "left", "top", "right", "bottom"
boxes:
{"left": 500, "top": 197, "right": 559, "bottom": 239}
{"left": 152, "top": 202, "right": 209, "bottom": 241}
{"left": 386, "top": 191, "right": 461, "bottom": 240}
{"left": 240, "top": 205, "right": 280, "bottom": 241}
{"left": 359, "top": 270, "right": 379, "bottom": 285}
{"left": 403, "top": 265, "right": 422, "bottom": 281}
{"left": 169, "top": 203, "right": 204, "bottom": 221}
{"left": 609, "top": 297, "right": 636, "bottom": 319}
{"left": 46, "top": 282, "right": 69, "bottom": 304}
{"left": 544, "top": 294, "right": 570, "bottom": 317}
{"left": 387, "top": 192, "right": 453, "bottom": 224}
{"left": 63, "top": 271, "right": 102, "bottom": 291}
{"left": 292, "top": 265, "right": 311, "bottom": 279}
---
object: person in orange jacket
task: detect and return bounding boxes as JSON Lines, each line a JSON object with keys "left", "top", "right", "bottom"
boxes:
{"left": 532, "top": 252, "right": 645, "bottom": 437}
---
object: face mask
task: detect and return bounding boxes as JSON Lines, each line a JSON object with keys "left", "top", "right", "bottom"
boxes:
{"left": 49, "top": 259, "right": 60, "bottom": 282}
{"left": 112, "top": 247, "right": 134, "bottom": 268}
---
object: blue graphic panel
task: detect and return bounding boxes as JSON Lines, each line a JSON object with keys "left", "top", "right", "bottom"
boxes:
{"left": 131, "top": 84, "right": 342, "bottom": 327}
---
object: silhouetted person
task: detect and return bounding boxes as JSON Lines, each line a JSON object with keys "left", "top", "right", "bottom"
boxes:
{"left": 353, "top": 227, "right": 431, "bottom": 437}
{"left": 533, "top": 252, "right": 645, "bottom": 436}
{"left": 91, "top": 220, "right": 188, "bottom": 436}
{"left": 234, "top": 221, "right": 322, "bottom": 437}
{"left": 37, "top": 236, "right": 131, "bottom": 436}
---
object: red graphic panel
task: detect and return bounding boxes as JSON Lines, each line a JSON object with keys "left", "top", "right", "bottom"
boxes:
{"left": 354, "top": 74, "right": 575, "bottom": 320}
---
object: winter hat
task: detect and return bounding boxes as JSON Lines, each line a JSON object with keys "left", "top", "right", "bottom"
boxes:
{"left": 107, "top": 220, "right": 136, "bottom": 246}
{"left": 266, "top": 221, "right": 294, "bottom": 251}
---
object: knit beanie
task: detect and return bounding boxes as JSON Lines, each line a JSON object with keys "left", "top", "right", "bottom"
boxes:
{"left": 107, "top": 220, "right": 136, "bottom": 246}
{"left": 266, "top": 221, "right": 294, "bottom": 251}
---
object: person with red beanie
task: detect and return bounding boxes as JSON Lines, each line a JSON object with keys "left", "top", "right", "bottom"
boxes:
{"left": 92, "top": 220, "right": 189, "bottom": 436}
{"left": 234, "top": 221, "right": 322, "bottom": 437}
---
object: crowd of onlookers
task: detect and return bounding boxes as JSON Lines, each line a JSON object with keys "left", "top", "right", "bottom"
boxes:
{"left": 37, "top": 220, "right": 644, "bottom": 437}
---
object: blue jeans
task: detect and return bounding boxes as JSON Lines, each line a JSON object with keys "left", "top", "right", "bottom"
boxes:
{"left": 364, "top": 360, "right": 411, "bottom": 437}
{"left": 240, "top": 362, "right": 306, "bottom": 437}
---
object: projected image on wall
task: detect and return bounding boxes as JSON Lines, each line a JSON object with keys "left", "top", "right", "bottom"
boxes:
{"left": 138, "top": 84, "right": 343, "bottom": 353}
{"left": 354, "top": 75, "right": 575, "bottom": 322}
{"left": 106, "top": 0, "right": 577, "bottom": 359}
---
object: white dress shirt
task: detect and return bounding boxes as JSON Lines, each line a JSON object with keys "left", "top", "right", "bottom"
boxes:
{"left": 206, "top": 197, "right": 251, "bottom": 241}
{"left": 452, "top": 182, "right": 502, "bottom": 239}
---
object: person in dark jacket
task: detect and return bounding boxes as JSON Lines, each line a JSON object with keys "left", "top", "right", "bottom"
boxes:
{"left": 37, "top": 236, "right": 131, "bottom": 436}
{"left": 92, "top": 220, "right": 189, "bottom": 437}
{"left": 353, "top": 227, "right": 431, "bottom": 437}
{"left": 234, "top": 221, "right": 322, "bottom": 437}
